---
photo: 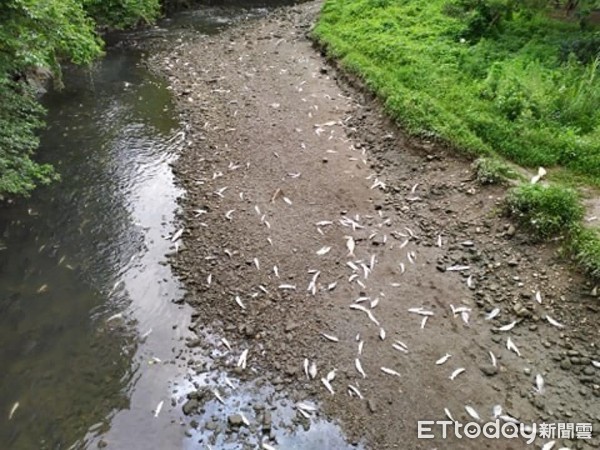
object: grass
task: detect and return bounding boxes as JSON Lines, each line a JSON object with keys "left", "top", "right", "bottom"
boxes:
{"left": 314, "top": 0, "right": 600, "bottom": 277}
{"left": 313, "top": 0, "right": 600, "bottom": 183}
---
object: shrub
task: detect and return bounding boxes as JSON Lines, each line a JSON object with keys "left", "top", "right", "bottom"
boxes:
{"left": 472, "top": 157, "right": 519, "bottom": 184}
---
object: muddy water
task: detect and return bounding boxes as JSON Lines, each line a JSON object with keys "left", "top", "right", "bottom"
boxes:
{"left": 0, "top": 3, "right": 358, "bottom": 449}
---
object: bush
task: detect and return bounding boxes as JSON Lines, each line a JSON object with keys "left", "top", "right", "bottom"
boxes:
{"left": 506, "top": 183, "right": 583, "bottom": 239}
{"left": 570, "top": 226, "right": 600, "bottom": 278}
{"left": 472, "top": 157, "right": 519, "bottom": 184}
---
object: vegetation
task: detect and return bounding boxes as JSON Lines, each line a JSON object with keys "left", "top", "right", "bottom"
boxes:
{"left": 314, "top": 0, "right": 600, "bottom": 183}
{"left": 472, "top": 157, "right": 520, "bottom": 184}
{"left": 0, "top": 0, "right": 161, "bottom": 198}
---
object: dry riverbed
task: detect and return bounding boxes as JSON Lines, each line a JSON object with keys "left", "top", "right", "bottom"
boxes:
{"left": 152, "top": 2, "right": 600, "bottom": 448}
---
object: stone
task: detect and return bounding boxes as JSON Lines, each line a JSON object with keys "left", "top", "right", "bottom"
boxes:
{"left": 228, "top": 414, "right": 244, "bottom": 428}
{"left": 480, "top": 365, "right": 498, "bottom": 376}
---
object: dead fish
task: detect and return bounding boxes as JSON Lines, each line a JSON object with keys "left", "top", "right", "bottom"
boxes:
{"left": 9, "top": 402, "right": 19, "bottom": 420}
{"left": 253, "top": 258, "right": 260, "bottom": 270}
{"left": 399, "top": 263, "right": 405, "bottom": 274}
{"left": 207, "top": 274, "right": 213, "bottom": 286}
{"left": 283, "top": 196, "right": 293, "bottom": 205}
{"left": 193, "top": 208, "right": 207, "bottom": 217}
{"left": 545, "top": 315, "right": 565, "bottom": 328}
{"left": 309, "top": 361, "right": 317, "bottom": 379}
{"left": 37, "top": 284, "right": 49, "bottom": 294}
{"left": 506, "top": 337, "right": 521, "bottom": 357}
{"left": 437, "top": 235, "right": 443, "bottom": 247}
{"left": 224, "top": 377, "right": 236, "bottom": 390}
{"left": 449, "top": 368, "right": 466, "bottom": 380}
{"left": 369, "top": 254, "right": 376, "bottom": 270}
{"left": 154, "top": 400, "right": 164, "bottom": 418}
{"left": 106, "top": 312, "right": 123, "bottom": 323}
{"left": 258, "top": 285, "right": 268, "bottom": 294}
{"left": 347, "top": 261, "right": 359, "bottom": 271}
{"left": 358, "top": 341, "right": 364, "bottom": 355}
{"left": 297, "top": 403, "right": 317, "bottom": 413}
{"left": 467, "top": 275, "right": 474, "bottom": 288}
{"left": 541, "top": 441, "right": 556, "bottom": 450}
{"left": 321, "top": 378, "right": 334, "bottom": 395}
{"left": 485, "top": 308, "right": 500, "bottom": 320}
{"left": 321, "top": 333, "right": 339, "bottom": 343}
{"left": 328, "top": 281, "right": 337, "bottom": 291}
{"left": 489, "top": 351, "right": 497, "bottom": 367}
{"left": 370, "top": 297, "right": 380, "bottom": 309}
{"left": 278, "top": 284, "right": 296, "bottom": 290}
{"left": 344, "top": 236, "right": 356, "bottom": 257}
{"left": 171, "top": 228, "right": 184, "bottom": 242}
{"left": 407, "top": 251, "right": 416, "bottom": 264}
{"left": 446, "top": 265, "right": 470, "bottom": 271}
{"left": 214, "top": 186, "right": 228, "bottom": 197}
{"left": 591, "top": 360, "right": 600, "bottom": 368}
{"left": 534, "top": 374, "right": 545, "bottom": 394}
{"left": 399, "top": 239, "right": 409, "bottom": 249}
{"left": 465, "top": 405, "right": 481, "bottom": 422}
{"left": 317, "top": 246, "right": 331, "bottom": 256}
{"left": 495, "top": 321, "right": 518, "bottom": 332}
{"left": 436, "top": 354, "right": 452, "bottom": 365}
{"left": 392, "top": 343, "right": 409, "bottom": 354}
{"left": 380, "top": 367, "right": 401, "bottom": 377}
{"left": 225, "top": 209, "right": 235, "bottom": 220}
{"left": 213, "top": 390, "right": 225, "bottom": 404}
{"left": 262, "top": 442, "right": 277, "bottom": 450}
{"left": 530, "top": 166, "right": 547, "bottom": 185}
{"left": 221, "top": 338, "right": 232, "bottom": 351}
{"left": 273, "top": 266, "right": 280, "bottom": 278}
{"left": 237, "top": 349, "right": 248, "bottom": 369}
{"left": 357, "top": 279, "right": 366, "bottom": 289}
{"left": 492, "top": 404, "right": 502, "bottom": 418}
{"left": 499, "top": 414, "right": 519, "bottom": 424}
{"left": 349, "top": 274, "right": 359, "bottom": 283}
{"left": 267, "top": 237, "right": 273, "bottom": 246}
{"left": 408, "top": 307, "right": 434, "bottom": 316}
{"left": 288, "top": 172, "right": 301, "bottom": 178}
{"left": 379, "top": 328, "right": 386, "bottom": 340}
{"left": 355, "top": 359, "right": 367, "bottom": 378}
{"left": 240, "top": 412, "right": 250, "bottom": 426}
{"left": 360, "top": 263, "right": 371, "bottom": 279}
{"left": 420, "top": 317, "right": 428, "bottom": 329}
{"left": 316, "top": 220, "right": 333, "bottom": 227}
{"left": 326, "top": 369, "right": 336, "bottom": 382}
{"left": 234, "top": 296, "right": 246, "bottom": 310}
{"left": 535, "top": 291, "right": 542, "bottom": 304}
{"left": 348, "top": 384, "right": 363, "bottom": 399}
{"left": 444, "top": 408, "right": 454, "bottom": 422}
{"left": 304, "top": 359, "right": 310, "bottom": 378}
{"left": 370, "top": 179, "right": 386, "bottom": 190}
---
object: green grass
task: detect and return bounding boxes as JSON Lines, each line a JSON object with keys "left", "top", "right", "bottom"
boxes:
{"left": 314, "top": 0, "right": 600, "bottom": 183}
{"left": 472, "top": 157, "right": 521, "bottom": 185}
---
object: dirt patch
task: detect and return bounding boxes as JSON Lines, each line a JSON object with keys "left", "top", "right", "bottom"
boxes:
{"left": 152, "top": 2, "right": 600, "bottom": 448}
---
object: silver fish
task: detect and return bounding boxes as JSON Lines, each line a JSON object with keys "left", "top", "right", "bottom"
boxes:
{"left": 272, "top": 266, "right": 280, "bottom": 278}
{"left": 304, "top": 359, "right": 309, "bottom": 379}
{"left": 255, "top": 205, "right": 261, "bottom": 215}
{"left": 262, "top": 442, "right": 277, "bottom": 450}
{"left": 420, "top": 316, "right": 428, "bottom": 329}
{"left": 535, "top": 291, "right": 543, "bottom": 304}
{"left": 545, "top": 315, "right": 565, "bottom": 328}
{"left": 465, "top": 405, "right": 481, "bottom": 422}
{"left": 237, "top": 349, "right": 248, "bottom": 369}
{"left": 358, "top": 341, "right": 364, "bottom": 355}
{"left": 309, "top": 362, "right": 317, "bottom": 379}
{"left": 355, "top": 359, "right": 367, "bottom": 378}
{"left": 392, "top": 343, "right": 409, "bottom": 354}
{"left": 541, "top": 441, "right": 556, "bottom": 450}
{"left": 345, "top": 236, "right": 356, "bottom": 257}
{"left": 8, "top": 402, "right": 19, "bottom": 420}
{"left": 207, "top": 274, "right": 213, "bottom": 286}
{"left": 240, "top": 412, "right": 250, "bottom": 426}
{"left": 321, "top": 378, "right": 334, "bottom": 395}
{"left": 408, "top": 307, "right": 434, "bottom": 316}
{"left": 221, "top": 338, "right": 232, "bottom": 351}
{"left": 348, "top": 384, "right": 363, "bottom": 399}
{"left": 154, "top": 400, "right": 164, "bottom": 418}
{"left": 506, "top": 337, "right": 521, "bottom": 357}
{"left": 213, "top": 390, "right": 225, "bottom": 404}
{"left": 235, "top": 296, "right": 246, "bottom": 310}
{"left": 444, "top": 408, "right": 454, "bottom": 421}
{"left": 253, "top": 258, "right": 260, "bottom": 270}
{"left": 171, "top": 228, "right": 184, "bottom": 242}
{"left": 321, "top": 333, "right": 339, "bottom": 343}
{"left": 534, "top": 374, "right": 545, "bottom": 394}
{"left": 499, "top": 415, "right": 519, "bottom": 424}
{"left": 496, "top": 321, "right": 517, "bottom": 332}
{"left": 278, "top": 284, "right": 296, "bottom": 290}
{"left": 381, "top": 367, "right": 401, "bottom": 377}
{"left": 449, "top": 368, "right": 466, "bottom": 380}
{"left": 316, "top": 220, "right": 333, "bottom": 226}
{"left": 297, "top": 402, "right": 317, "bottom": 413}
{"left": 592, "top": 360, "right": 600, "bottom": 368}
{"left": 489, "top": 351, "right": 497, "bottom": 367}
{"left": 370, "top": 297, "right": 380, "bottom": 309}
{"left": 492, "top": 404, "right": 502, "bottom": 418}
{"left": 225, "top": 209, "right": 235, "bottom": 220}
{"left": 446, "top": 265, "right": 470, "bottom": 271}
{"left": 326, "top": 369, "right": 336, "bottom": 382}
{"left": 328, "top": 282, "right": 337, "bottom": 291}
{"left": 467, "top": 275, "right": 474, "bottom": 288}
{"left": 379, "top": 328, "right": 386, "bottom": 341}
{"left": 317, "top": 246, "right": 331, "bottom": 256}
{"left": 436, "top": 353, "right": 452, "bottom": 365}
{"left": 399, "top": 262, "right": 405, "bottom": 274}
{"left": 283, "top": 196, "right": 292, "bottom": 205}
{"left": 437, "top": 235, "right": 443, "bottom": 247}
{"left": 485, "top": 308, "right": 500, "bottom": 320}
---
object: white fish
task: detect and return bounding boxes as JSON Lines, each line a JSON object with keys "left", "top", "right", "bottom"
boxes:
{"left": 399, "top": 239, "right": 409, "bottom": 249}
{"left": 436, "top": 354, "right": 452, "bottom": 365}
{"left": 461, "top": 311, "right": 470, "bottom": 325}
{"left": 485, "top": 308, "right": 500, "bottom": 320}
{"left": 225, "top": 209, "right": 235, "bottom": 220}
{"left": 467, "top": 275, "right": 474, "bottom": 288}
{"left": 399, "top": 262, "right": 405, "bottom": 274}
{"left": 326, "top": 369, "right": 336, "bottom": 382}
{"left": 328, "top": 282, "right": 337, "bottom": 291}
{"left": 496, "top": 321, "right": 517, "bottom": 332}
{"left": 358, "top": 341, "right": 364, "bottom": 355}
{"left": 8, "top": 402, "right": 19, "bottom": 420}
{"left": 237, "top": 349, "right": 249, "bottom": 369}
{"left": 297, "top": 403, "right": 317, "bottom": 413}
{"left": 348, "top": 384, "right": 363, "bottom": 399}
{"left": 240, "top": 413, "right": 250, "bottom": 426}
{"left": 321, "top": 333, "right": 339, "bottom": 342}
{"left": 271, "top": 266, "right": 279, "bottom": 279}
{"left": 213, "top": 390, "right": 225, "bottom": 404}
{"left": 317, "top": 246, "right": 331, "bottom": 256}
{"left": 545, "top": 315, "right": 565, "bottom": 328}
{"left": 379, "top": 328, "right": 386, "bottom": 341}
{"left": 235, "top": 296, "right": 246, "bottom": 310}
{"left": 370, "top": 297, "right": 380, "bottom": 309}
{"left": 465, "top": 405, "right": 481, "bottom": 422}
{"left": 288, "top": 172, "right": 301, "bottom": 178}
{"left": 392, "top": 343, "right": 409, "bottom": 354}
{"left": 221, "top": 338, "right": 232, "bottom": 351}
{"left": 535, "top": 291, "right": 542, "bottom": 304}
{"left": 534, "top": 374, "right": 545, "bottom": 394}
{"left": 304, "top": 359, "right": 309, "bottom": 378}
{"left": 499, "top": 415, "right": 519, "bottom": 424}
{"left": 492, "top": 404, "right": 502, "bottom": 418}
{"left": 355, "top": 359, "right": 367, "bottom": 378}
{"left": 253, "top": 258, "right": 260, "bottom": 270}
{"left": 489, "top": 351, "right": 497, "bottom": 367}
{"left": 154, "top": 400, "right": 164, "bottom": 418}
{"left": 592, "top": 360, "right": 600, "bottom": 368}
{"left": 369, "top": 254, "right": 376, "bottom": 270}
{"left": 262, "top": 442, "right": 277, "bottom": 450}
{"left": 193, "top": 209, "right": 207, "bottom": 217}
{"left": 506, "top": 337, "right": 521, "bottom": 357}
{"left": 224, "top": 377, "right": 236, "bottom": 390}
{"left": 345, "top": 236, "right": 356, "bottom": 257}
{"left": 278, "top": 284, "right": 296, "bottom": 290}
{"left": 283, "top": 196, "right": 292, "bottom": 205}
{"left": 420, "top": 317, "right": 428, "bottom": 329}
{"left": 316, "top": 220, "right": 333, "bottom": 226}
{"left": 437, "top": 235, "right": 443, "bottom": 247}
{"left": 171, "top": 228, "right": 183, "bottom": 242}
{"left": 408, "top": 307, "right": 434, "bottom": 316}
{"left": 444, "top": 408, "right": 454, "bottom": 421}
{"left": 106, "top": 313, "right": 123, "bottom": 323}
{"left": 347, "top": 261, "right": 359, "bottom": 271}
{"left": 541, "top": 441, "right": 556, "bottom": 450}
{"left": 449, "top": 368, "right": 466, "bottom": 380}
{"left": 381, "top": 367, "right": 401, "bottom": 377}
{"left": 530, "top": 166, "right": 547, "bottom": 185}
{"left": 321, "top": 378, "right": 334, "bottom": 395}
{"left": 309, "top": 362, "right": 317, "bottom": 379}
{"left": 214, "top": 186, "right": 228, "bottom": 197}
{"left": 446, "top": 265, "right": 470, "bottom": 271}
{"left": 207, "top": 274, "right": 212, "bottom": 286}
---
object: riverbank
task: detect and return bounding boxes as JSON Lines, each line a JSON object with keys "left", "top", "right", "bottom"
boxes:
{"left": 155, "top": 1, "right": 600, "bottom": 448}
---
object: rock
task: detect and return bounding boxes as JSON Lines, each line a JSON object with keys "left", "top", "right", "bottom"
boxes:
{"left": 480, "top": 365, "right": 498, "bottom": 376}
{"left": 285, "top": 321, "right": 300, "bottom": 332}
{"left": 262, "top": 411, "right": 272, "bottom": 432}
{"left": 228, "top": 414, "right": 244, "bottom": 428}
{"left": 560, "top": 359, "right": 572, "bottom": 371}
{"left": 97, "top": 440, "right": 108, "bottom": 449}
{"left": 205, "top": 421, "right": 218, "bottom": 431}
{"left": 183, "top": 399, "right": 199, "bottom": 415}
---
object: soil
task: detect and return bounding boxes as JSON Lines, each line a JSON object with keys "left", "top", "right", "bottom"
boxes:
{"left": 152, "top": 2, "right": 600, "bottom": 448}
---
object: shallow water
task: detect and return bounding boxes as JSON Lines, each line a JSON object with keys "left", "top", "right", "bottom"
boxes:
{"left": 0, "top": 3, "right": 360, "bottom": 449}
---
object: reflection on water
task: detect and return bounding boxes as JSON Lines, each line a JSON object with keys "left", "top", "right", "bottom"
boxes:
{"left": 0, "top": 48, "right": 184, "bottom": 449}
